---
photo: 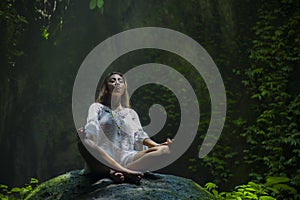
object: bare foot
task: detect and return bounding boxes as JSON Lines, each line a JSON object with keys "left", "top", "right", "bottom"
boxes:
{"left": 109, "top": 170, "right": 125, "bottom": 184}
{"left": 122, "top": 172, "right": 143, "bottom": 185}
{"left": 124, "top": 169, "right": 143, "bottom": 177}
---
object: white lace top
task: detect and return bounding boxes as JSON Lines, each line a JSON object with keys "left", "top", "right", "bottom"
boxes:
{"left": 84, "top": 103, "right": 149, "bottom": 166}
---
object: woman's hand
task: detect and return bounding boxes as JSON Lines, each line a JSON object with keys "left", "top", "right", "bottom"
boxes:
{"left": 160, "top": 138, "right": 173, "bottom": 146}
{"left": 77, "top": 127, "right": 84, "bottom": 133}
{"left": 77, "top": 127, "right": 86, "bottom": 139}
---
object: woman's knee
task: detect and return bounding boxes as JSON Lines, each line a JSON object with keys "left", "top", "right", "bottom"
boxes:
{"left": 158, "top": 145, "right": 170, "bottom": 155}
{"left": 78, "top": 141, "right": 109, "bottom": 175}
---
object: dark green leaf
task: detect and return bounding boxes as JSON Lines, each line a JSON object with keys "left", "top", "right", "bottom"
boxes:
{"left": 97, "top": 0, "right": 104, "bottom": 9}
{"left": 89, "top": 0, "right": 97, "bottom": 10}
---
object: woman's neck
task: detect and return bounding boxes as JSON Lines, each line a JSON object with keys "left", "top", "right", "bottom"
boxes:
{"left": 108, "top": 95, "right": 123, "bottom": 110}
{"left": 111, "top": 103, "right": 123, "bottom": 111}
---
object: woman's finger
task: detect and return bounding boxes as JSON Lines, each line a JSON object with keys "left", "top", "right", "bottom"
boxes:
{"left": 167, "top": 138, "right": 173, "bottom": 144}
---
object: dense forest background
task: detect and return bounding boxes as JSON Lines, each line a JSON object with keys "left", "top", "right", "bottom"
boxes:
{"left": 1, "top": 0, "right": 299, "bottom": 199}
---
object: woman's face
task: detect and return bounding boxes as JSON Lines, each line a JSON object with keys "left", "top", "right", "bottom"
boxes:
{"left": 107, "top": 74, "right": 126, "bottom": 96}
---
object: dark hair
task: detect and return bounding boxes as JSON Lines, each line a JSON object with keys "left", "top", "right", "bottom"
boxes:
{"left": 96, "top": 72, "right": 130, "bottom": 108}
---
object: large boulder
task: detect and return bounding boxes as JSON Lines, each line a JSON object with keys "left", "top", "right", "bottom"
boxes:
{"left": 25, "top": 170, "right": 214, "bottom": 200}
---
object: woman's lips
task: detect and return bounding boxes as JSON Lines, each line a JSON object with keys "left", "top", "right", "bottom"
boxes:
{"left": 113, "top": 86, "right": 122, "bottom": 91}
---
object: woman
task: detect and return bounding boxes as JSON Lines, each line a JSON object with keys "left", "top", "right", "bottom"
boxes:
{"left": 78, "top": 72, "right": 172, "bottom": 184}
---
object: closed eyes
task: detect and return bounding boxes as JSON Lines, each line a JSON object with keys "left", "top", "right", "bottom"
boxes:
{"left": 109, "top": 78, "right": 124, "bottom": 83}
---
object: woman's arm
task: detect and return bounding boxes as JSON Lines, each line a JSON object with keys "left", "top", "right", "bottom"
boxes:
{"left": 130, "top": 109, "right": 173, "bottom": 148}
{"left": 143, "top": 138, "right": 159, "bottom": 147}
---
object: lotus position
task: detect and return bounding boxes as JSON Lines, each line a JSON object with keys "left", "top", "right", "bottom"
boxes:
{"left": 78, "top": 72, "right": 172, "bottom": 184}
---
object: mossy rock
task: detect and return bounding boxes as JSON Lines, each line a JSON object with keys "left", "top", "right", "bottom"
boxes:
{"left": 25, "top": 170, "right": 214, "bottom": 200}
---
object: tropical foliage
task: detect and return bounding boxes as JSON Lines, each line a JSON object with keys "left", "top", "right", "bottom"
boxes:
{"left": 0, "top": 178, "right": 38, "bottom": 200}
{"left": 200, "top": 2, "right": 300, "bottom": 199}
{"left": 205, "top": 176, "right": 297, "bottom": 200}
{"left": 0, "top": 0, "right": 299, "bottom": 199}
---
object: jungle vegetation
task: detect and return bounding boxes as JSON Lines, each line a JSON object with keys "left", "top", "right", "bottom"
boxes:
{"left": 0, "top": 0, "right": 299, "bottom": 199}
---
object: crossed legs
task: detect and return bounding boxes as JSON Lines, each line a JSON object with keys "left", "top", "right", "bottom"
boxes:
{"left": 78, "top": 137, "right": 171, "bottom": 182}
{"left": 126, "top": 145, "right": 171, "bottom": 171}
{"left": 78, "top": 138, "right": 142, "bottom": 174}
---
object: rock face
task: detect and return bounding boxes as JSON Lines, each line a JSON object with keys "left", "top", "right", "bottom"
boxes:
{"left": 25, "top": 170, "right": 213, "bottom": 200}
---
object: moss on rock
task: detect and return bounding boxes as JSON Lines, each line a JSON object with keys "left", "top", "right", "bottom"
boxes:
{"left": 25, "top": 170, "right": 214, "bottom": 200}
